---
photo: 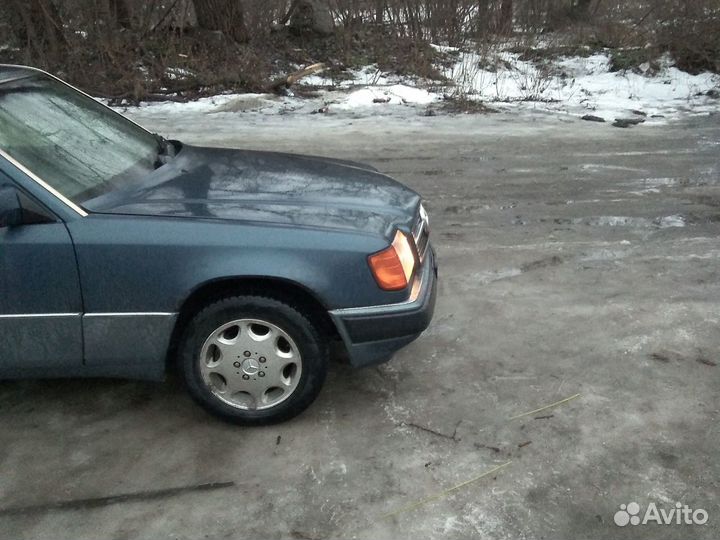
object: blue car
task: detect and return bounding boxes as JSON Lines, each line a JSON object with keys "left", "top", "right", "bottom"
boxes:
{"left": 0, "top": 65, "right": 437, "bottom": 424}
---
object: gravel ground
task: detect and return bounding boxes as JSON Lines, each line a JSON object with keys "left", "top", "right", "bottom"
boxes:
{"left": 1, "top": 107, "right": 719, "bottom": 540}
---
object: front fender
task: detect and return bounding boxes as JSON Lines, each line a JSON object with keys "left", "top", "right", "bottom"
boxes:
{"left": 66, "top": 214, "right": 407, "bottom": 314}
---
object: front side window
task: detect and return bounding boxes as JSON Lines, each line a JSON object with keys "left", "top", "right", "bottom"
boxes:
{"left": 0, "top": 73, "right": 160, "bottom": 204}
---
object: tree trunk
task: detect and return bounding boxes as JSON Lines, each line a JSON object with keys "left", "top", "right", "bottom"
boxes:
{"left": 8, "top": 0, "right": 66, "bottom": 62}
{"left": 111, "top": 0, "right": 132, "bottom": 29}
{"left": 94, "top": 0, "right": 131, "bottom": 50}
{"left": 288, "top": 0, "right": 334, "bottom": 35}
{"left": 571, "top": 0, "right": 593, "bottom": 21}
{"left": 192, "top": 0, "right": 247, "bottom": 43}
{"left": 375, "top": 1, "right": 384, "bottom": 24}
{"left": 474, "top": 0, "right": 490, "bottom": 36}
{"left": 498, "top": 0, "right": 513, "bottom": 35}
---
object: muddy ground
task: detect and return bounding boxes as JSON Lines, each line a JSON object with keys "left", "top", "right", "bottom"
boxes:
{"left": 1, "top": 108, "right": 719, "bottom": 539}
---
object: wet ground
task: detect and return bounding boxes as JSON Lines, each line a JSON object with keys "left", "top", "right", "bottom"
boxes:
{"left": 2, "top": 108, "right": 719, "bottom": 539}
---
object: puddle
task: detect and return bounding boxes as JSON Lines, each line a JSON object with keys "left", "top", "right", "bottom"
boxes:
{"left": 468, "top": 255, "right": 564, "bottom": 284}
{"left": 445, "top": 204, "right": 491, "bottom": 214}
{"left": 470, "top": 268, "right": 522, "bottom": 284}
{"left": 656, "top": 215, "right": 686, "bottom": 228}
{"left": 619, "top": 177, "right": 684, "bottom": 190}
{"left": 580, "top": 248, "right": 632, "bottom": 262}
{"left": 581, "top": 164, "right": 650, "bottom": 173}
{"left": 619, "top": 175, "right": 717, "bottom": 192}
{"left": 572, "top": 215, "right": 685, "bottom": 228}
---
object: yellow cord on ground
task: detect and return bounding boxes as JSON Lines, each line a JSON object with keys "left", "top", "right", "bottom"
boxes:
{"left": 509, "top": 393, "right": 581, "bottom": 420}
{"left": 379, "top": 461, "right": 513, "bottom": 521}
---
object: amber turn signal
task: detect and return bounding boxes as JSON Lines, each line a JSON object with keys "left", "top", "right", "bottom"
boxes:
{"left": 368, "top": 230, "right": 416, "bottom": 291}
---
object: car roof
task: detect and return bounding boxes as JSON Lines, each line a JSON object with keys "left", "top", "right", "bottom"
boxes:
{"left": 0, "top": 64, "right": 43, "bottom": 85}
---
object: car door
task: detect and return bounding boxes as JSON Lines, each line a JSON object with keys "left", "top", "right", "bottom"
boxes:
{"left": 0, "top": 173, "right": 83, "bottom": 375}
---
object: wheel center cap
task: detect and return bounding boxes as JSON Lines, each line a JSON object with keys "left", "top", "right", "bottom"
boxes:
{"left": 241, "top": 358, "right": 260, "bottom": 375}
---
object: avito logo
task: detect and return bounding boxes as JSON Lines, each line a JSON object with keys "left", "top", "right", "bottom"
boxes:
{"left": 614, "top": 502, "right": 708, "bottom": 527}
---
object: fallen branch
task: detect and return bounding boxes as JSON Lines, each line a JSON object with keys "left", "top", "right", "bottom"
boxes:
{"left": 268, "top": 62, "right": 326, "bottom": 93}
{"left": 404, "top": 420, "right": 461, "bottom": 442}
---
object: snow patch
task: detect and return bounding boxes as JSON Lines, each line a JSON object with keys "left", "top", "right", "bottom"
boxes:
{"left": 431, "top": 43, "right": 460, "bottom": 53}
{"left": 656, "top": 214, "right": 686, "bottom": 228}
{"left": 165, "top": 67, "right": 194, "bottom": 80}
{"left": 334, "top": 84, "right": 437, "bottom": 109}
{"left": 444, "top": 50, "right": 719, "bottom": 120}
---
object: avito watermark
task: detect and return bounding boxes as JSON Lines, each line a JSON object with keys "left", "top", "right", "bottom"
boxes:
{"left": 614, "top": 502, "right": 708, "bottom": 527}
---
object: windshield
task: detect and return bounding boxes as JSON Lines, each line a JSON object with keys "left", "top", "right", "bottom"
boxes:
{"left": 0, "top": 73, "right": 161, "bottom": 204}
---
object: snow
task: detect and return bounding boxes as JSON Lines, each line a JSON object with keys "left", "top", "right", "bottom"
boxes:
{"left": 441, "top": 50, "right": 719, "bottom": 121}
{"left": 114, "top": 47, "right": 719, "bottom": 124}
{"left": 302, "top": 65, "right": 398, "bottom": 88}
{"left": 116, "top": 93, "right": 252, "bottom": 114}
{"left": 549, "top": 53, "right": 718, "bottom": 120}
{"left": 430, "top": 44, "right": 460, "bottom": 53}
{"left": 165, "top": 67, "right": 194, "bottom": 80}
{"left": 333, "top": 84, "right": 437, "bottom": 109}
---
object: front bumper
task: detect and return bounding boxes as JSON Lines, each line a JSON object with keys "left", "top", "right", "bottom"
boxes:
{"left": 329, "top": 246, "right": 438, "bottom": 368}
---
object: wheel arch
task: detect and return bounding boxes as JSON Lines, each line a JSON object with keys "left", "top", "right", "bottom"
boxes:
{"left": 165, "top": 276, "right": 342, "bottom": 372}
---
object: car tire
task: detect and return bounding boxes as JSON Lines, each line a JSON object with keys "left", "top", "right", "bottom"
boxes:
{"left": 179, "top": 295, "right": 328, "bottom": 425}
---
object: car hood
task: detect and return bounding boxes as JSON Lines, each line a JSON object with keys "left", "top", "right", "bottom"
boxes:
{"left": 86, "top": 145, "right": 420, "bottom": 237}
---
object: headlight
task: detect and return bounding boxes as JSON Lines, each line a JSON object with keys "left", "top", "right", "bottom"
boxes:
{"left": 368, "top": 230, "right": 417, "bottom": 291}
{"left": 419, "top": 203, "right": 429, "bottom": 227}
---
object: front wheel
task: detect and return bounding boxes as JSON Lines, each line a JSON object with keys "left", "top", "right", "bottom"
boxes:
{"left": 179, "top": 295, "right": 328, "bottom": 425}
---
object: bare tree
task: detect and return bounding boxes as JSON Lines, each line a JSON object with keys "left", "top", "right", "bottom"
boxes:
{"left": 375, "top": 0, "right": 385, "bottom": 24}
{"left": 8, "top": 0, "right": 66, "bottom": 62}
{"left": 95, "top": 1, "right": 131, "bottom": 32}
{"left": 571, "top": 0, "right": 594, "bottom": 20}
{"left": 111, "top": 0, "right": 132, "bottom": 29}
{"left": 192, "top": 0, "right": 248, "bottom": 42}
{"left": 498, "top": 0, "right": 513, "bottom": 34}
